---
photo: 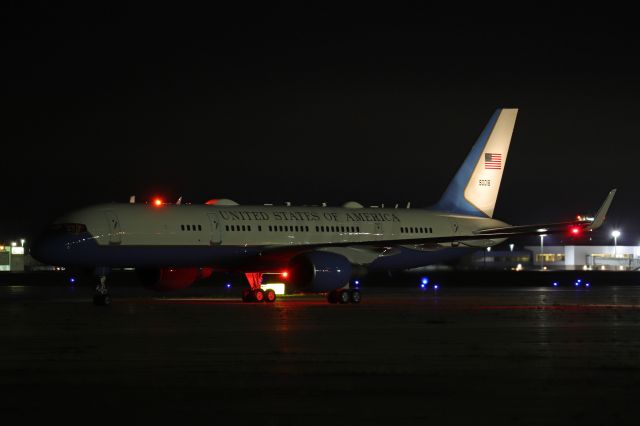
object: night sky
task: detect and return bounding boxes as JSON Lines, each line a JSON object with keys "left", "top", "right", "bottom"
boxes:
{"left": 2, "top": 6, "right": 638, "bottom": 247}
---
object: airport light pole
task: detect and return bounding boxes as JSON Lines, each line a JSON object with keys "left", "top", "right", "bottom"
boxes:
{"left": 612, "top": 230, "right": 621, "bottom": 257}
{"left": 10, "top": 242, "right": 16, "bottom": 272}
{"left": 486, "top": 246, "right": 491, "bottom": 269}
{"left": 539, "top": 234, "right": 546, "bottom": 270}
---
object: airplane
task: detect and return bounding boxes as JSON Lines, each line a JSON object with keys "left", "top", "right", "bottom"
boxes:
{"left": 31, "top": 108, "right": 617, "bottom": 306}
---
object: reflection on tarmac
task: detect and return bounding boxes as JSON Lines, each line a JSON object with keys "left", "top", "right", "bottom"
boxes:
{"left": 2, "top": 284, "right": 640, "bottom": 425}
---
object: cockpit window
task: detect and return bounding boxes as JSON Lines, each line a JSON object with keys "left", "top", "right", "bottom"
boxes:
{"left": 49, "top": 223, "right": 88, "bottom": 234}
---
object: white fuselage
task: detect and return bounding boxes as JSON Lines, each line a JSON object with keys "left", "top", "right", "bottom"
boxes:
{"left": 49, "top": 203, "right": 507, "bottom": 268}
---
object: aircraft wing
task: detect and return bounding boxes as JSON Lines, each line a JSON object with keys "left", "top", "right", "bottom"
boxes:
{"left": 472, "top": 188, "right": 616, "bottom": 238}
{"left": 256, "top": 189, "right": 617, "bottom": 255}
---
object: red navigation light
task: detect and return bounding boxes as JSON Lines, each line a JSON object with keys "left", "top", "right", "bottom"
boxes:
{"left": 281, "top": 271, "right": 289, "bottom": 279}
{"left": 153, "top": 198, "right": 163, "bottom": 207}
{"left": 570, "top": 226, "right": 581, "bottom": 236}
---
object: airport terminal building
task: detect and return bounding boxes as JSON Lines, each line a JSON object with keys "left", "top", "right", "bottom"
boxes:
{"left": 0, "top": 243, "right": 25, "bottom": 272}
{"left": 468, "top": 245, "right": 640, "bottom": 271}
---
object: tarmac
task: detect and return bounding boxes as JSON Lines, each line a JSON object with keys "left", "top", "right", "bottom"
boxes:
{"left": 2, "top": 281, "right": 640, "bottom": 425}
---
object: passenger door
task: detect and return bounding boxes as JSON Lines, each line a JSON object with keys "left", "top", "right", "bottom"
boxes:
{"left": 104, "top": 210, "right": 122, "bottom": 245}
{"left": 208, "top": 213, "right": 222, "bottom": 245}
{"left": 374, "top": 222, "right": 384, "bottom": 240}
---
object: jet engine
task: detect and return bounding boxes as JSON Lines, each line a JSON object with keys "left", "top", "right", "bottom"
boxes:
{"left": 288, "top": 251, "right": 352, "bottom": 292}
{"left": 137, "top": 267, "right": 212, "bottom": 291}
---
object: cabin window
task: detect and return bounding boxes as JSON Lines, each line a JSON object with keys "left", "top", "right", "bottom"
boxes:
{"left": 225, "top": 225, "right": 229, "bottom": 231}
{"left": 258, "top": 226, "right": 262, "bottom": 231}
{"left": 430, "top": 227, "right": 433, "bottom": 233}
{"left": 181, "top": 225, "right": 185, "bottom": 231}
{"left": 248, "top": 225, "right": 251, "bottom": 231}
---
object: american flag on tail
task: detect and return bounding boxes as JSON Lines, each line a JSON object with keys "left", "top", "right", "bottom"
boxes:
{"left": 484, "top": 153, "right": 502, "bottom": 169}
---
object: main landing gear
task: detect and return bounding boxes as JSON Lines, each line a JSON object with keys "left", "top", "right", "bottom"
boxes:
{"left": 327, "top": 288, "right": 361, "bottom": 304}
{"left": 242, "top": 288, "right": 276, "bottom": 303}
{"left": 93, "top": 275, "right": 112, "bottom": 306}
{"left": 242, "top": 272, "right": 276, "bottom": 303}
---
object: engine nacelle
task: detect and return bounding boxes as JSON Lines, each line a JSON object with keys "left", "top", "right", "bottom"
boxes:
{"left": 288, "top": 251, "right": 352, "bottom": 292}
{"left": 137, "top": 267, "right": 203, "bottom": 291}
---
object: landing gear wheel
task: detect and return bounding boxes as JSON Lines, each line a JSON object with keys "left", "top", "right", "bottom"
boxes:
{"left": 338, "top": 290, "right": 350, "bottom": 304}
{"left": 264, "top": 289, "right": 276, "bottom": 303}
{"left": 93, "top": 294, "right": 111, "bottom": 306}
{"left": 253, "top": 289, "right": 265, "bottom": 302}
{"left": 350, "top": 290, "right": 361, "bottom": 304}
{"left": 93, "top": 274, "right": 111, "bottom": 306}
{"left": 328, "top": 290, "right": 339, "bottom": 304}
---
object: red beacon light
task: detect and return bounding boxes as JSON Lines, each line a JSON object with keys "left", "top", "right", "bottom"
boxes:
{"left": 153, "top": 198, "right": 164, "bottom": 207}
{"left": 570, "top": 226, "right": 582, "bottom": 236}
{"left": 281, "top": 271, "right": 289, "bottom": 279}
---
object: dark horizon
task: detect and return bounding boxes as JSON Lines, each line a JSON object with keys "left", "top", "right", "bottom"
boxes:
{"left": 3, "top": 7, "right": 638, "bottom": 246}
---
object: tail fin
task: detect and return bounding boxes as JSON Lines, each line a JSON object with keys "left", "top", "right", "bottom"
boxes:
{"left": 432, "top": 108, "right": 518, "bottom": 218}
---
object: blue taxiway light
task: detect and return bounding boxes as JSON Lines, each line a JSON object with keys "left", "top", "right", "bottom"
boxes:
{"left": 434, "top": 284, "right": 439, "bottom": 290}
{"left": 225, "top": 283, "right": 232, "bottom": 289}
{"left": 69, "top": 277, "right": 76, "bottom": 284}
{"left": 421, "top": 277, "right": 429, "bottom": 285}
{"left": 552, "top": 282, "right": 558, "bottom": 287}
{"left": 585, "top": 283, "right": 590, "bottom": 287}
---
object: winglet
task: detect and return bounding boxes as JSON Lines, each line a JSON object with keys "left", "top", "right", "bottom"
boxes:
{"left": 589, "top": 189, "right": 617, "bottom": 230}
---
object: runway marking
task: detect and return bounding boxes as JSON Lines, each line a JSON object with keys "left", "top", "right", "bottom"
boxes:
{"left": 475, "top": 304, "right": 640, "bottom": 311}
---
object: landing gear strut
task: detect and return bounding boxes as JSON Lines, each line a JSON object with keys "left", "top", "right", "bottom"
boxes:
{"left": 242, "top": 273, "right": 277, "bottom": 303}
{"left": 328, "top": 288, "right": 361, "bottom": 304}
{"left": 93, "top": 275, "right": 111, "bottom": 306}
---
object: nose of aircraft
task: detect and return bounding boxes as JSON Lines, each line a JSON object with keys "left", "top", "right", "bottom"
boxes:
{"left": 31, "top": 223, "right": 96, "bottom": 267}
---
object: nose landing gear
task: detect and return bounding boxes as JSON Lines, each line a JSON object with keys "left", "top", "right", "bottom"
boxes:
{"left": 93, "top": 275, "right": 111, "bottom": 306}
